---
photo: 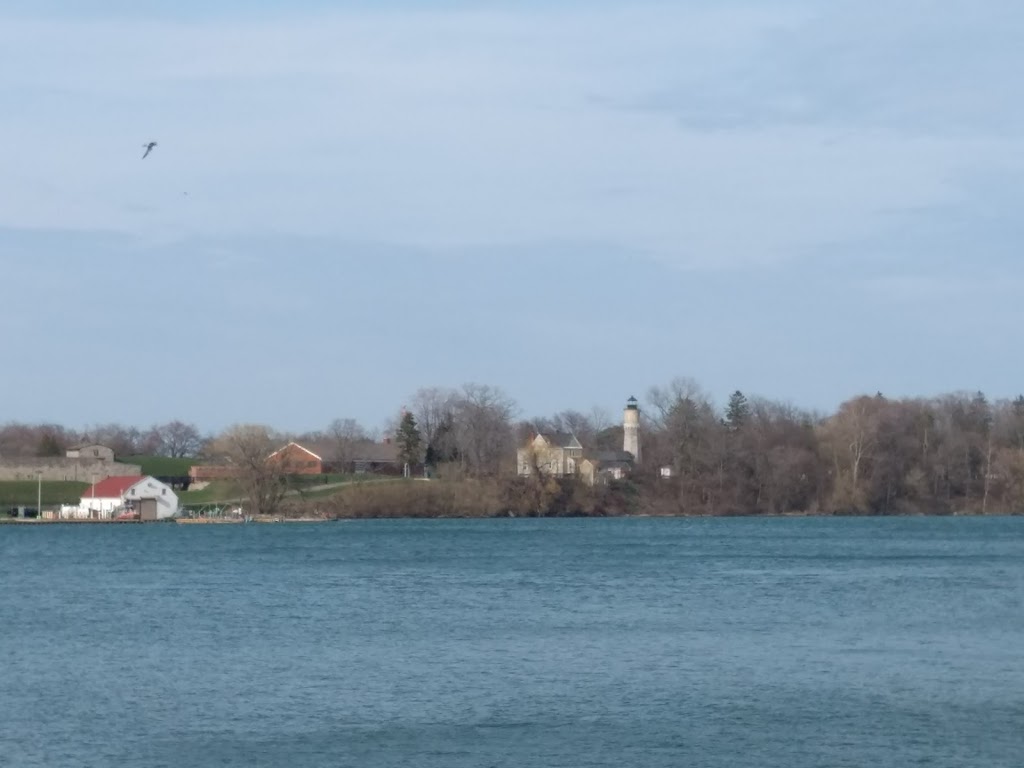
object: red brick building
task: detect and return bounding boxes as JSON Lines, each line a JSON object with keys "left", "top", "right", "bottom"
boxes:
{"left": 189, "top": 439, "right": 400, "bottom": 482}
{"left": 267, "top": 442, "right": 323, "bottom": 475}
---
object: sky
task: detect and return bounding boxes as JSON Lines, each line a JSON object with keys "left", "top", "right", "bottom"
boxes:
{"left": 2, "top": 0, "right": 1023, "bottom": 433}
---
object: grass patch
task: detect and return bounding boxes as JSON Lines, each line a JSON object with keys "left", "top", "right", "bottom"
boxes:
{"left": 0, "top": 481, "right": 89, "bottom": 507}
{"left": 180, "top": 481, "right": 244, "bottom": 505}
{"left": 287, "top": 473, "right": 366, "bottom": 490}
{"left": 179, "top": 474, "right": 379, "bottom": 506}
{"left": 119, "top": 456, "right": 195, "bottom": 476}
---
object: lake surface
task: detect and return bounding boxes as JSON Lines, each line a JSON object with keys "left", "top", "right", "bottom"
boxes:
{"left": 1, "top": 517, "right": 1022, "bottom": 767}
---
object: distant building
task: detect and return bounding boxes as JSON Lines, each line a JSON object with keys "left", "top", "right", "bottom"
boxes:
{"left": 77, "top": 475, "right": 139, "bottom": 517}
{"left": 122, "top": 476, "right": 180, "bottom": 521}
{"left": 65, "top": 444, "right": 115, "bottom": 462}
{"left": 579, "top": 451, "right": 636, "bottom": 485}
{"left": 0, "top": 441, "right": 139, "bottom": 482}
{"left": 293, "top": 439, "right": 401, "bottom": 474}
{"left": 268, "top": 442, "right": 323, "bottom": 475}
{"left": 189, "top": 438, "right": 402, "bottom": 482}
{"left": 517, "top": 432, "right": 583, "bottom": 477}
{"left": 623, "top": 396, "right": 641, "bottom": 462}
{"left": 349, "top": 441, "right": 401, "bottom": 474}
{"left": 74, "top": 475, "right": 177, "bottom": 520}
{"left": 518, "top": 397, "right": 642, "bottom": 485}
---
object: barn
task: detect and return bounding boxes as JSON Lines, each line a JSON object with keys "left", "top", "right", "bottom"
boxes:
{"left": 122, "top": 476, "right": 180, "bottom": 521}
{"left": 76, "top": 475, "right": 178, "bottom": 520}
{"left": 78, "top": 476, "right": 142, "bottom": 518}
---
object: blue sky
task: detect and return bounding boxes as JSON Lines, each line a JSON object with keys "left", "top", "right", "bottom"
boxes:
{"left": 2, "top": 0, "right": 1023, "bottom": 433}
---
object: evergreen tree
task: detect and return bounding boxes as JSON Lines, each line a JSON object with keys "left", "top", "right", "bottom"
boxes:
{"left": 425, "top": 414, "right": 458, "bottom": 465}
{"left": 724, "top": 390, "right": 751, "bottom": 431}
{"left": 396, "top": 412, "right": 423, "bottom": 471}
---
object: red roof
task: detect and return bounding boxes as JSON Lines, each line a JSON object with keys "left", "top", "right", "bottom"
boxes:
{"left": 83, "top": 475, "right": 143, "bottom": 499}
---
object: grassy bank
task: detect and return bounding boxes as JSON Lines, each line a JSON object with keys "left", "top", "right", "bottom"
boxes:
{"left": 179, "top": 474, "right": 377, "bottom": 506}
{"left": 118, "top": 456, "right": 195, "bottom": 476}
{"left": 179, "top": 481, "right": 245, "bottom": 505}
{"left": 0, "top": 481, "right": 89, "bottom": 507}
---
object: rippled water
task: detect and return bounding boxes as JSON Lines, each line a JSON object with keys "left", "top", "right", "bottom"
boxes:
{"left": 2, "top": 517, "right": 1022, "bottom": 767}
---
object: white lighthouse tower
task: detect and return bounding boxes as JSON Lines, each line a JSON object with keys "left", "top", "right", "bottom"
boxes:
{"left": 623, "top": 396, "right": 641, "bottom": 462}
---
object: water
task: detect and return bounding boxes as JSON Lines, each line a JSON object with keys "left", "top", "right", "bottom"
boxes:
{"left": 1, "top": 517, "right": 1022, "bottom": 767}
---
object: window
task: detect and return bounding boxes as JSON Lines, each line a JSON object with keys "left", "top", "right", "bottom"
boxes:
{"left": 161, "top": 489, "right": 166, "bottom": 496}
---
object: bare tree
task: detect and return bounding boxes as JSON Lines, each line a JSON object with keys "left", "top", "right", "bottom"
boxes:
{"left": 588, "top": 406, "right": 613, "bottom": 435}
{"left": 156, "top": 420, "right": 203, "bottom": 457}
{"left": 137, "top": 427, "right": 165, "bottom": 456}
{"left": 646, "top": 377, "right": 710, "bottom": 430}
{"left": 451, "top": 383, "right": 518, "bottom": 476}
{"left": 81, "top": 423, "right": 142, "bottom": 457}
{"left": 326, "top": 417, "right": 369, "bottom": 470}
{"left": 0, "top": 422, "right": 80, "bottom": 457}
{"left": 208, "top": 424, "right": 291, "bottom": 517}
{"left": 409, "top": 387, "right": 458, "bottom": 461}
{"left": 551, "top": 409, "right": 598, "bottom": 447}
{"left": 817, "top": 395, "right": 886, "bottom": 510}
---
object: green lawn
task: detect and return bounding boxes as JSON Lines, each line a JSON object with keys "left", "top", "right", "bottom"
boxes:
{"left": 288, "top": 473, "right": 361, "bottom": 489}
{"left": 179, "top": 481, "right": 244, "bottom": 505}
{"left": 179, "top": 474, "right": 374, "bottom": 506}
{"left": 119, "top": 456, "right": 195, "bottom": 476}
{"left": 0, "top": 481, "right": 89, "bottom": 507}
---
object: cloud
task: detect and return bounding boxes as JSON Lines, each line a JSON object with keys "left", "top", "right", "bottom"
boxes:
{"left": 0, "top": 1, "right": 1021, "bottom": 271}
{"left": 635, "top": 1, "right": 1024, "bottom": 135}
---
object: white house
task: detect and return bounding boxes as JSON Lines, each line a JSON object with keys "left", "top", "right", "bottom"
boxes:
{"left": 76, "top": 475, "right": 140, "bottom": 518}
{"left": 122, "top": 476, "right": 179, "bottom": 520}
{"left": 74, "top": 475, "right": 179, "bottom": 520}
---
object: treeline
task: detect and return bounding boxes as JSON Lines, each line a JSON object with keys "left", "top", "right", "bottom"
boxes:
{"left": 289, "top": 476, "right": 637, "bottom": 520}
{"left": 405, "top": 380, "right": 1024, "bottom": 515}
{"left": 6, "top": 378, "right": 1024, "bottom": 515}
{"left": 636, "top": 379, "right": 1024, "bottom": 516}
{"left": 0, "top": 420, "right": 204, "bottom": 459}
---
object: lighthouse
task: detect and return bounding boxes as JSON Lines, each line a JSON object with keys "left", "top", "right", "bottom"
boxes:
{"left": 623, "top": 396, "right": 641, "bottom": 462}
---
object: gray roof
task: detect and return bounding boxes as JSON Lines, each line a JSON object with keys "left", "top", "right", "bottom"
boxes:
{"left": 584, "top": 450, "right": 635, "bottom": 465}
{"left": 351, "top": 441, "right": 399, "bottom": 463}
{"left": 300, "top": 440, "right": 400, "bottom": 464}
{"left": 539, "top": 432, "right": 580, "bottom": 449}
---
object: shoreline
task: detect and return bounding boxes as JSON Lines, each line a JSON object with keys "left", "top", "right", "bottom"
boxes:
{"left": 4, "top": 511, "right": 1021, "bottom": 526}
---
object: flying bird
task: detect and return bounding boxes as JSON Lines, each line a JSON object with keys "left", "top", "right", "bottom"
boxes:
{"left": 141, "top": 141, "right": 157, "bottom": 159}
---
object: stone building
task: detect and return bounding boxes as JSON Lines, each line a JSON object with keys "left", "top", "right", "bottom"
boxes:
{"left": 517, "top": 432, "right": 584, "bottom": 477}
{"left": 0, "top": 442, "right": 140, "bottom": 482}
{"left": 518, "top": 397, "right": 642, "bottom": 485}
{"left": 65, "top": 444, "right": 115, "bottom": 462}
